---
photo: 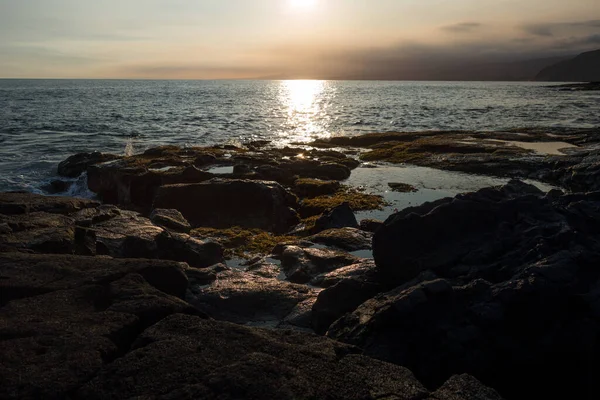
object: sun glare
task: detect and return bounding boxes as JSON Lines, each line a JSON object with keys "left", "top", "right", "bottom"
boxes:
{"left": 290, "top": 0, "right": 317, "bottom": 9}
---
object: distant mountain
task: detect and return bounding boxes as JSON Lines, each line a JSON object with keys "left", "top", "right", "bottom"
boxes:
{"left": 535, "top": 49, "right": 600, "bottom": 82}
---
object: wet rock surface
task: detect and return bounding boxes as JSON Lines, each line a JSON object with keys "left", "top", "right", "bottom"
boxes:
{"left": 312, "top": 128, "right": 600, "bottom": 191}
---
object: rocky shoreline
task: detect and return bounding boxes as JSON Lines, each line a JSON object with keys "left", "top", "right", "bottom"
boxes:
{"left": 2, "top": 128, "right": 600, "bottom": 399}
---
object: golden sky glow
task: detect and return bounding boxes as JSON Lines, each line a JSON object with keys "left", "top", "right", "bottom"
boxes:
{"left": 0, "top": 0, "right": 598, "bottom": 79}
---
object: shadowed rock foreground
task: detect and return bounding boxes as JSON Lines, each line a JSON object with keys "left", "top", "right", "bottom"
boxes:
{"left": 3, "top": 130, "right": 600, "bottom": 399}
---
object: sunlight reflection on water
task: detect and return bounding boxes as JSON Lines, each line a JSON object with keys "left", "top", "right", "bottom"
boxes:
{"left": 278, "top": 80, "right": 334, "bottom": 143}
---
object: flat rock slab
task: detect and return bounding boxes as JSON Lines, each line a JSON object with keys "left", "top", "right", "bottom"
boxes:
{"left": 75, "top": 313, "right": 501, "bottom": 400}
{"left": 0, "top": 252, "right": 191, "bottom": 305}
{"left": 187, "top": 269, "right": 317, "bottom": 329}
{"left": 0, "top": 192, "right": 98, "bottom": 215}
{"left": 0, "top": 253, "right": 201, "bottom": 400}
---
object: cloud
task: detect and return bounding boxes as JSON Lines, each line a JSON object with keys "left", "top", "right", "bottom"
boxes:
{"left": 522, "top": 20, "right": 600, "bottom": 37}
{"left": 551, "top": 33, "right": 600, "bottom": 49}
{"left": 441, "top": 22, "right": 482, "bottom": 33}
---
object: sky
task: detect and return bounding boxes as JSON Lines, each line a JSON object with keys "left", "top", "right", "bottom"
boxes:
{"left": 0, "top": 0, "right": 599, "bottom": 79}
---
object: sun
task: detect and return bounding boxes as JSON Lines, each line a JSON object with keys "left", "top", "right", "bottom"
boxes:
{"left": 290, "top": 0, "right": 317, "bottom": 9}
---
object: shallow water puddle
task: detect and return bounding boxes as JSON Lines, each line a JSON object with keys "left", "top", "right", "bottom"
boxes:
{"left": 347, "top": 164, "right": 555, "bottom": 222}
{"left": 350, "top": 249, "right": 374, "bottom": 259}
{"left": 486, "top": 139, "right": 578, "bottom": 155}
{"left": 148, "top": 165, "right": 180, "bottom": 172}
{"left": 207, "top": 165, "right": 235, "bottom": 174}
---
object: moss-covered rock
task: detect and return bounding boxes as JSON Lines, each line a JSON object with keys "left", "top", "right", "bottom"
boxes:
{"left": 191, "top": 226, "right": 297, "bottom": 258}
{"left": 299, "top": 187, "right": 385, "bottom": 218}
{"left": 293, "top": 178, "right": 341, "bottom": 198}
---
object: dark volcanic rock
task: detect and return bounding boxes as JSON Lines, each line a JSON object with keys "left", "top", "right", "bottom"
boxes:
{"left": 293, "top": 178, "right": 341, "bottom": 198}
{"left": 187, "top": 269, "right": 317, "bottom": 328}
{"left": 73, "top": 313, "right": 439, "bottom": 400}
{"left": 312, "top": 260, "right": 385, "bottom": 334}
{"left": 0, "top": 252, "right": 191, "bottom": 304}
{"left": 289, "top": 160, "right": 352, "bottom": 181}
{"left": 372, "top": 180, "right": 547, "bottom": 283}
{"left": 0, "top": 195, "right": 223, "bottom": 267}
{"left": 154, "top": 179, "right": 300, "bottom": 234}
{"left": 430, "top": 374, "right": 503, "bottom": 400}
{"left": 360, "top": 218, "right": 384, "bottom": 233}
{"left": 149, "top": 208, "right": 192, "bottom": 233}
{"left": 0, "top": 253, "right": 201, "bottom": 400}
{"left": 0, "top": 192, "right": 98, "bottom": 216}
{"left": 41, "top": 179, "right": 74, "bottom": 194}
{"left": 87, "top": 208, "right": 223, "bottom": 268}
{"left": 329, "top": 181, "right": 600, "bottom": 400}
{"left": 57, "top": 151, "right": 121, "bottom": 178}
{"left": 313, "top": 202, "right": 359, "bottom": 232}
{"left": 308, "top": 227, "right": 372, "bottom": 252}
{"left": 388, "top": 182, "right": 418, "bottom": 192}
{"left": 280, "top": 245, "right": 361, "bottom": 284}
{"left": 0, "top": 212, "right": 76, "bottom": 254}
{"left": 561, "top": 153, "right": 600, "bottom": 192}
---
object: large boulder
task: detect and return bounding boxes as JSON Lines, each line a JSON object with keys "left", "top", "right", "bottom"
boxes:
{"left": 329, "top": 182, "right": 600, "bottom": 400}
{"left": 154, "top": 179, "right": 300, "bottom": 234}
{"left": 372, "top": 180, "right": 551, "bottom": 284}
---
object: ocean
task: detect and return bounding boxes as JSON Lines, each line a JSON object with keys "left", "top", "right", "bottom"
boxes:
{"left": 1, "top": 79, "right": 599, "bottom": 194}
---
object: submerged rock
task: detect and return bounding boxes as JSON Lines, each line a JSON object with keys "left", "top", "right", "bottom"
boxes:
{"left": 388, "top": 182, "right": 418, "bottom": 192}
{"left": 41, "top": 179, "right": 74, "bottom": 194}
{"left": 154, "top": 179, "right": 300, "bottom": 234}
